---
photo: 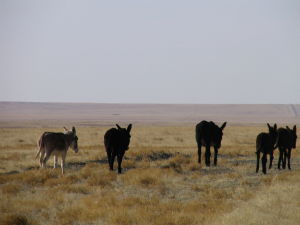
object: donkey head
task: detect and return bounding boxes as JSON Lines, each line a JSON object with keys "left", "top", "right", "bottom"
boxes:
{"left": 286, "top": 125, "right": 297, "bottom": 148}
{"left": 116, "top": 124, "right": 132, "bottom": 151}
{"left": 214, "top": 122, "right": 227, "bottom": 148}
{"left": 64, "top": 126, "right": 79, "bottom": 153}
{"left": 267, "top": 123, "right": 277, "bottom": 146}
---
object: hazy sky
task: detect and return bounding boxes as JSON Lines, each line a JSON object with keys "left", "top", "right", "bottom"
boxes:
{"left": 0, "top": 0, "right": 299, "bottom": 104}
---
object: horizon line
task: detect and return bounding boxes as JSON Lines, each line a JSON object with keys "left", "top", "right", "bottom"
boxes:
{"left": 0, "top": 101, "right": 299, "bottom": 106}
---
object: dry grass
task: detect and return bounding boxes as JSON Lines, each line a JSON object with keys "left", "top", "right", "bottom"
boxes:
{"left": 0, "top": 125, "right": 299, "bottom": 225}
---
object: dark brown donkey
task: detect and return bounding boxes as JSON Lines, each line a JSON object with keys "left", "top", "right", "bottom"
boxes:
{"left": 36, "top": 127, "right": 79, "bottom": 174}
{"left": 256, "top": 123, "right": 277, "bottom": 174}
{"left": 276, "top": 125, "right": 297, "bottom": 170}
{"left": 104, "top": 124, "right": 132, "bottom": 173}
{"left": 195, "top": 121, "right": 227, "bottom": 167}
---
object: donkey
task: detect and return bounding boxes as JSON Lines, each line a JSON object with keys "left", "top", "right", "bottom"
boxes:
{"left": 35, "top": 127, "right": 79, "bottom": 174}
{"left": 276, "top": 125, "right": 297, "bottom": 170}
{"left": 256, "top": 123, "right": 277, "bottom": 174}
{"left": 104, "top": 124, "right": 132, "bottom": 173}
{"left": 195, "top": 121, "right": 227, "bottom": 167}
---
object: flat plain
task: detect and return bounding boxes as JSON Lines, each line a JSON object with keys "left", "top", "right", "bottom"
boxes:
{"left": 0, "top": 103, "right": 299, "bottom": 225}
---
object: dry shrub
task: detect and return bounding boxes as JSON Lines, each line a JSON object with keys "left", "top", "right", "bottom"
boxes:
{"left": 174, "top": 137, "right": 184, "bottom": 142}
{"left": 275, "top": 170, "right": 298, "bottom": 183}
{"left": 43, "top": 177, "right": 60, "bottom": 187}
{"left": 122, "top": 168, "right": 163, "bottom": 187}
{"left": 108, "top": 210, "right": 139, "bottom": 225}
{"left": 191, "top": 185, "right": 202, "bottom": 192}
{"left": 44, "top": 174, "right": 80, "bottom": 186}
{"left": 138, "top": 150, "right": 174, "bottom": 162}
{"left": 86, "top": 170, "right": 117, "bottom": 187}
{"left": 0, "top": 153, "right": 23, "bottom": 161}
{"left": 78, "top": 163, "right": 104, "bottom": 179}
{"left": 1, "top": 183, "right": 22, "bottom": 194}
{"left": 188, "top": 162, "right": 200, "bottom": 171}
{"left": 1, "top": 170, "right": 59, "bottom": 186}
{"left": 120, "top": 197, "right": 145, "bottom": 208}
{"left": 161, "top": 161, "right": 182, "bottom": 173}
{"left": 57, "top": 194, "right": 119, "bottom": 224}
{"left": 1, "top": 214, "right": 32, "bottom": 225}
{"left": 53, "top": 184, "right": 89, "bottom": 194}
{"left": 240, "top": 177, "right": 259, "bottom": 188}
{"left": 172, "top": 154, "right": 191, "bottom": 165}
{"left": 209, "top": 188, "right": 232, "bottom": 200}
{"left": 174, "top": 216, "right": 194, "bottom": 225}
{"left": 158, "top": 183, "right": 169, "bottom": 195}
{"left": 57, "top": 206, "right": 82, "bottom": 225}
{"left": 103, "top": 197, "right": 193, "bottom": 225}
{"left": 140, "top": 176, "right": 157, "bottom": 186}
{"left": 138, "top": 200, "right": 199, "bottom": 225}
{"left": 261, "top": 175, "right": 274, "bottom": 185}
{"left": 0, "top": 175, "right": 9, "bottom": 184}
{"left": 159, "top": 154, "right": 192, "bottom": 173}
{"left": 235, "top": 187, "right": 254, "bottom": 201}
{"left": 61, "top": 174, "right": 81, "bottom": 184}
{"left": 122, "top": 159, "right": 136, "bottom": 169}
{"left": 21, "top": 170, "right": 59, "bottom": 186}
{"left": 153, "top": 137, "right": 164, "bottom": 141}
{"left": 183, "top": 201, "right": 208, "bottom": 213}
{"left": 225, "top": 172, "right": 242, "bottom": 179}
{"left": 226, "top": 150, "right": 247, "bottom": 158}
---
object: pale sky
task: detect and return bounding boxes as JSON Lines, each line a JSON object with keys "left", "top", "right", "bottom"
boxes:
{"left": 0, "top": 0, "right": 299, "bottom": 104}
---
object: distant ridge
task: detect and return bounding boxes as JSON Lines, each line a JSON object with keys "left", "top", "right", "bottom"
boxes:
{"left": 0, "top": 102, "right": 299, "bottom": 127}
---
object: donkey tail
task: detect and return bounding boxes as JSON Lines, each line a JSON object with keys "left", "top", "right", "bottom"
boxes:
{"left": 273, "top": 135, "right": 279, "bottom": 150}
{"left": 35, "top": 135, "right": 44, "bottom": 159}
{"left": 35, "top": 149, "right": 41, "bottom": 159}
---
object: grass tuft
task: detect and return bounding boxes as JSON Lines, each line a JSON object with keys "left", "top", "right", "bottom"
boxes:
{"left": 1, "top": 183, "right": 22, "bottom": 194}
{"left": 86, "top": 170, "right": 117, "bottom": 187}
{"left": 1, "top": 214, "right": 32, "bottom": 225}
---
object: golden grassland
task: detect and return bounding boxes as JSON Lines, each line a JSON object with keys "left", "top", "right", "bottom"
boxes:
{"left": 0, "top": 125, "right": 299, "bottom": 225}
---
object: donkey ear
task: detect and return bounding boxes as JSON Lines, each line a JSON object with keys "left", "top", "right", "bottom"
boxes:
{"left": 220, "top": 122, "right": 227, "bottom": 130}
{"left": 116, "top": 124, "right": 122, "bottom": 130}
{"left": 63, "top": 127, "right": 69, "bottom": 132}
{"left": 127, "top": 124, "right": 132, "bottom": 133}
{"left": 267, "top": 123, "right": 271, "bottom": 130}
{"left": 286, "top": 126, "right": 291, "bottom": 131}
{"left": 274, "top": 124, "right": 277, "bottom": 130}
{"left": 72, "top": 127, "right": 76, "bottom": 134}
{"left": 293, "top": 125, "right": 296, "bottom": 132}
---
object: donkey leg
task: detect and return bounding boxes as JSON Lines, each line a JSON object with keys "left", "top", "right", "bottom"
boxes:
{"left": 205, "top": 145, "right": 211, "bottom": 167}
{"left": 213, "top": 147, "right": 218, "bottom": 166}
{"left": 256, "top": 151, "right": 260, "bottom": 173}
{"left": 287, "top": 148, "right": 292, "bottom": 170}
{"left": 106, "top": 149, "right": 112, "bottom": 170}
{"left": 269, "top": 152, "right": 274, "bottom": 169}
{"left": 109, "top": 150, "right": 117, "bottom": 171}
{"left": 53, "top": 155, "right": 58, "bottom": 168}
{"left": 278, "top": 148, "right": 283, "bottom": 169}
{"left": 197, "top": 145, "right": 202, "bottom": 164}
{"left": 61, "top": 151, "right": 66, "bottom": 175}
{"left": 42, "top": 153, "right": 51, "bottom": 168}
{"left": 39, "top": 151, "right": 45, "bottom": 168}
{"left": 262, "top": 153, "right": 267, "bottom": 174}
{"left": 283, "top": 149, "right": 287, "bottom": 169}
{"left": 117, "top": 152, "right": 125, "bottom": 174}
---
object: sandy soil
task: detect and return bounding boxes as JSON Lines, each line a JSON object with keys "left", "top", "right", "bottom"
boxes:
{"left": 0, "top": 102, "right": 299, "bottom": 127}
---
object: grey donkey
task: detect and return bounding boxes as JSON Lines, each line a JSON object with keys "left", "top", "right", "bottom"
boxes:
{"left": 35, "top": 127, "right": 79, "bottom": 174}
